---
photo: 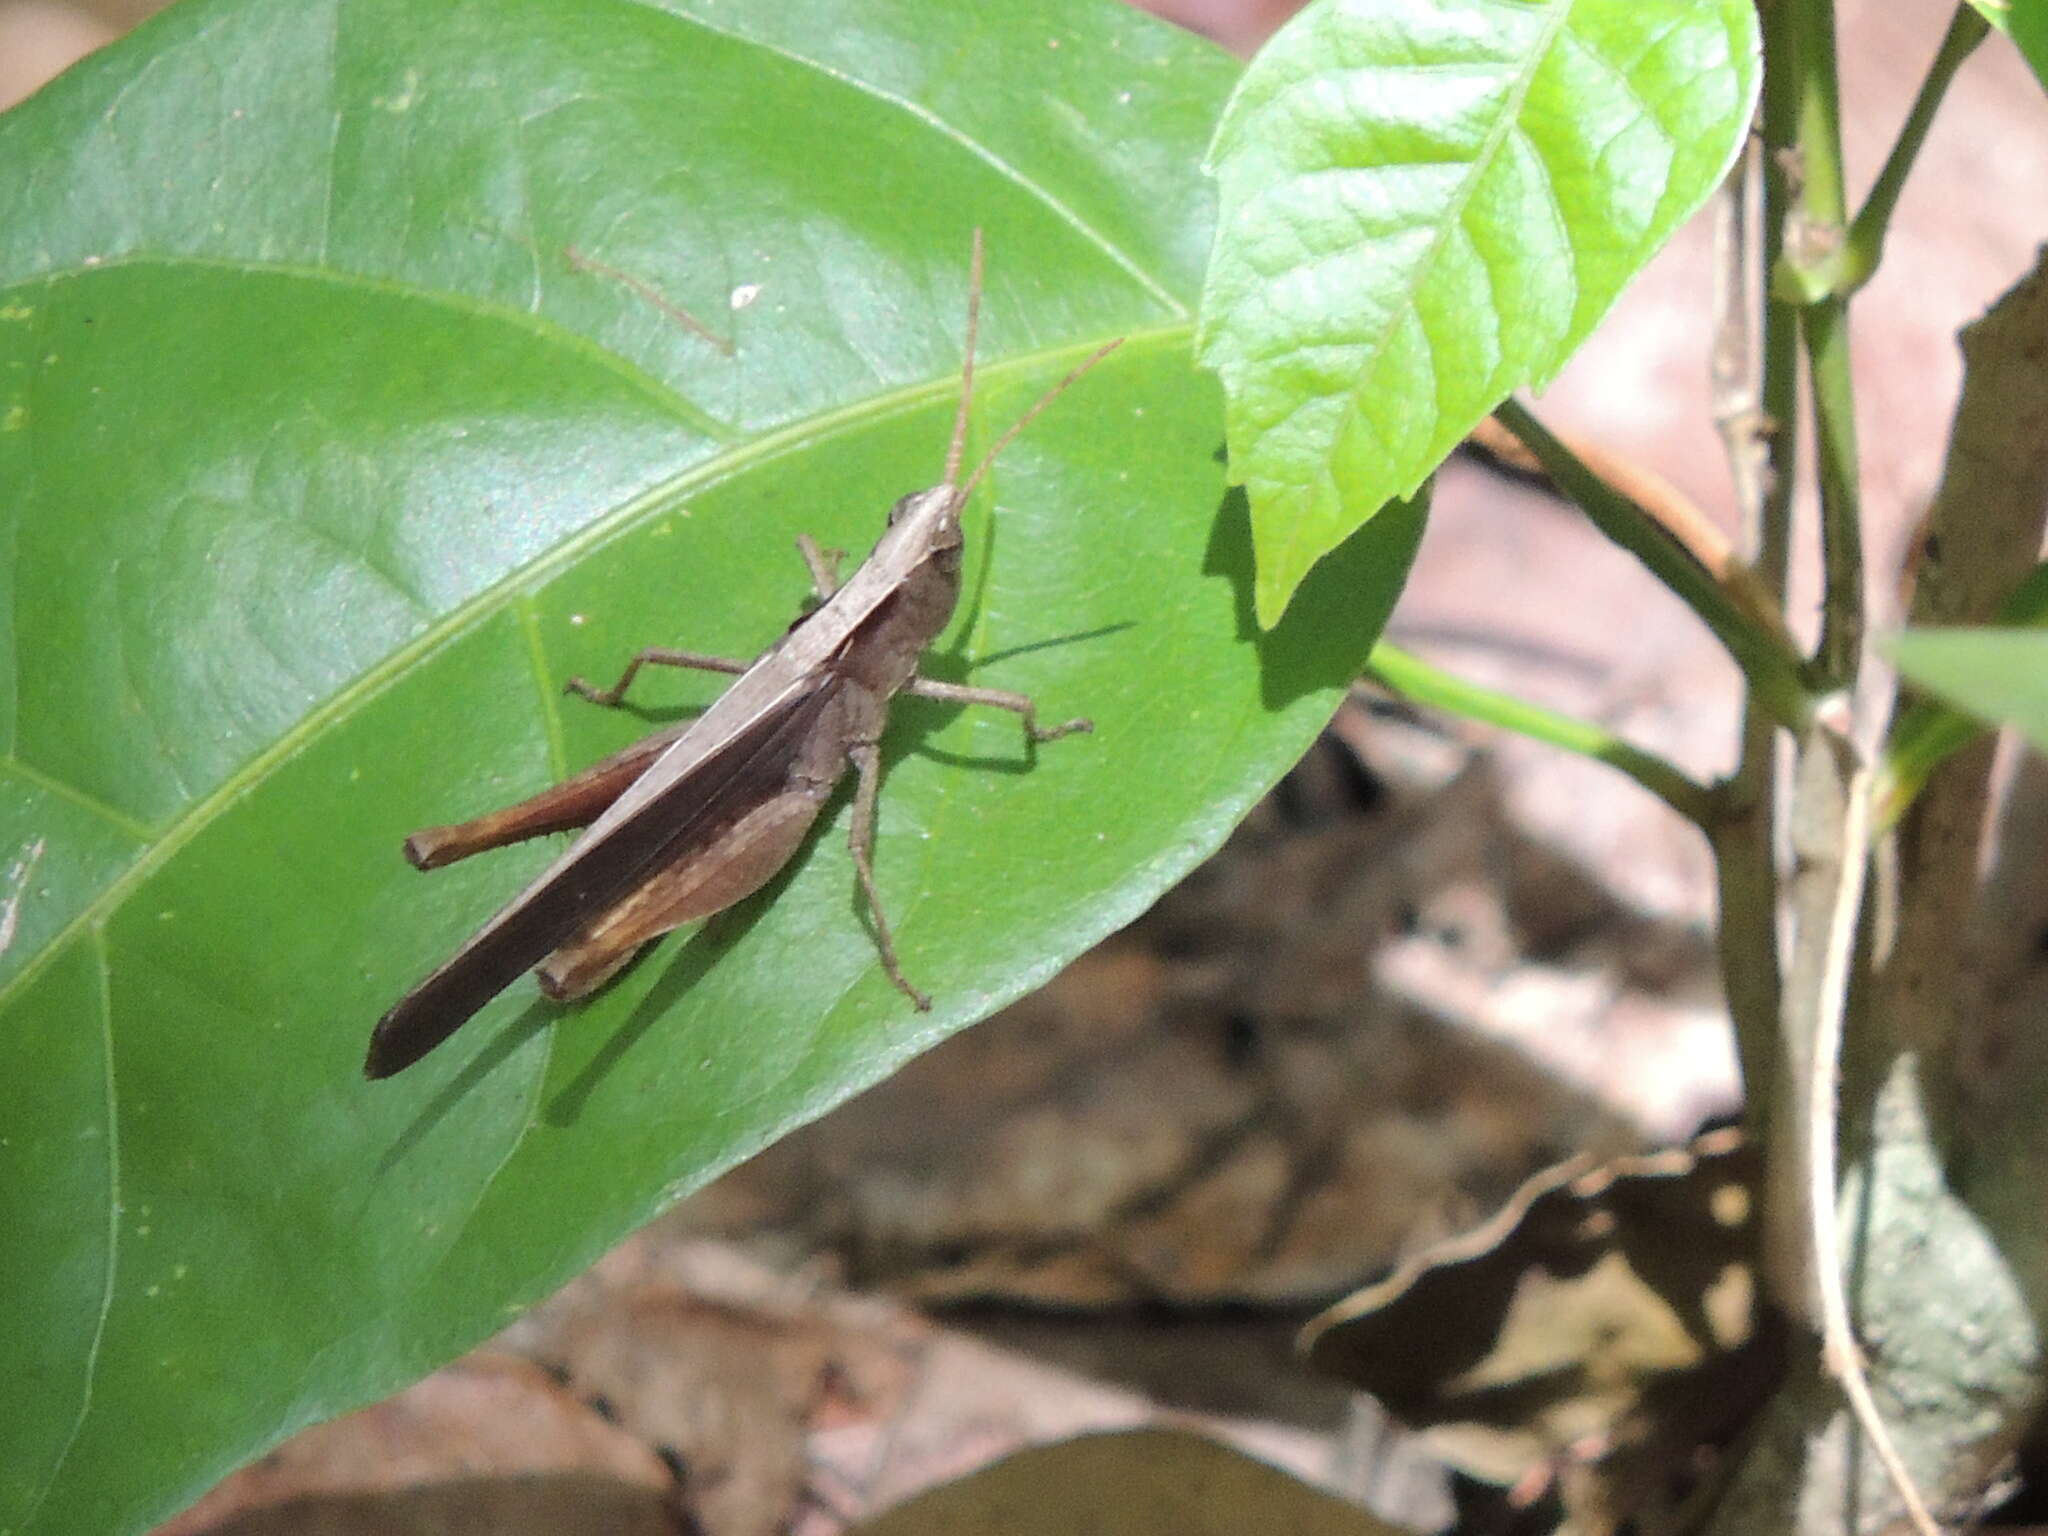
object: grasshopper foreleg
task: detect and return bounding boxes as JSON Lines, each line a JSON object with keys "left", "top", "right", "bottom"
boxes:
{"left": 564, "top": 649, "right": 750, "bottom": 708}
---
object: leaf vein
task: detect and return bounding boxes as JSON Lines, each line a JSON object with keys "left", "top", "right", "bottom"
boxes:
{"left": 0, "top": 757, "right": 155, "bottom": 845}
{"left": 639, "top": 0, "right": 1188, "bottom": 320}
{"left": 20, "top": 924, "right": 122, "bottom": 1525}
{"left": 0, "top": 256, "right": 739, "bottom": 449}
{"left": 1224, "top": 0, "right": 1572, "bottom": 505}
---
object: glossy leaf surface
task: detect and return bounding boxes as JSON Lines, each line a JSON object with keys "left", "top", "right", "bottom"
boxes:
{"left": 0, "top": 2, "right": 1422, "bottom": 1530}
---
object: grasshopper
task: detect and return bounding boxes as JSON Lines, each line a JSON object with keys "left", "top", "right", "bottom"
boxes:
{"left": 365, "top": 233, "right": 1117, "bottom": 1078}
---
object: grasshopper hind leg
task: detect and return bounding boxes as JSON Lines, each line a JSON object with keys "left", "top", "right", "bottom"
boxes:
{"left": 535, "top": 790, "right": 829, "bottom": 1000}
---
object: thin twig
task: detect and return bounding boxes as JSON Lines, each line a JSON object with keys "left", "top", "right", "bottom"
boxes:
{"left": 1711, "top": 123, "right": 1788, "bottom": 1119}
{"left": 1467, "top": 414, "right": 1744, "bottom": 591}
{"left": 1787, "top": 0, "right": 1850, "bottom": 266}
{"left": 1363, "top": 642, "right": 1717, "bottom": 827}
{"left": 1803, "top": 760, "right": 1943, "bottom": 1536}
{"left": 1712, "top": 135, "right": 1770, "bottom": 532}
{"left": 1840, "top": 7, "right": 1989, "bottom": 293}
{"left": 1754, "top": 0, "right": 1801, "bottom": 623}
{"left": 1779, "top": 0, "right": 1866, "bottom": 686}
{"left": 1784, "top": 6, "right": 1992, "bottom": 302}
{"left": 1806, "top": 303, "right": 1866, "bottom": 686}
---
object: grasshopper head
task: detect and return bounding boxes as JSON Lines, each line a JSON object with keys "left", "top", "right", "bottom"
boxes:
{"left": 880, "top": 482, "right": 966, "bottom": 572}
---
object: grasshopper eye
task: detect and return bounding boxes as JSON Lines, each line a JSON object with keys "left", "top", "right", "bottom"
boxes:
{"left": 885, "top": 491, "right": 923, "bottom": 527}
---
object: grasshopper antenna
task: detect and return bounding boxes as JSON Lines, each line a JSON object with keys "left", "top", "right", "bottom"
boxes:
{"left": 959, "top": 336, "right": 1123, "bottom": 503}
{"left": 943, "top": 229, "right": 985, "bottom": 488}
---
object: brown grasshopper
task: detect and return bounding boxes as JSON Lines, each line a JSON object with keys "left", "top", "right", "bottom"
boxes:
{"left": 364, "top": 233, "right": 1117, "bottom": 1079}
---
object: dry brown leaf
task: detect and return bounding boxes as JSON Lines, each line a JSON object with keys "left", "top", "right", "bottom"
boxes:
{"left": 155, "top": 1354, "right": 673, "bottom": 1536}
{"left": 851, "top": 1427, "right": 1411, "bottom": 1536}
{"left": 1301, "top": 1129, "right": 1779, "bottom": 1530}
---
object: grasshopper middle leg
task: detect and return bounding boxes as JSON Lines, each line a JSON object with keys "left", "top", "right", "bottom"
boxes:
{"left": 565, "top": 649, "right": 750, "bottom": 708}
{"left": 901, "top": 677, "right": 1092, "bottom": 742}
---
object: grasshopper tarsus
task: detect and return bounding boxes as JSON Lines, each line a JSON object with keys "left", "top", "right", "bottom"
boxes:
{"left": 403, "top": 829, "right": 456, "bottom": 870}
{"left": 897, "top": 677, "right": 1090, "bottom": 746}
{"left": 1030, "top": 716, "right": 1094, "bottom": 743}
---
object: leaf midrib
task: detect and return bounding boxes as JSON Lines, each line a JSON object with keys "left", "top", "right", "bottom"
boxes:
{"left": 1251, "top": 0, "right": 1576, "bottom": 595}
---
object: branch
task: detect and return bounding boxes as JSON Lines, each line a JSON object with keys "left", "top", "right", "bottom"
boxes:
{"left": 1489, "top": 399, "right": 1814, "bottom": 732}
{"left": 1776, "top": 7, "right": 1991, "bottom": 302}
{"left": 1800, "top": 761, "right": 1942, "bottom": 1536}
{"left": 1711, "top": 139, "right": 1790, "bottom": 1117}
{"left": 1805, "top": 303, "right": 1865, "bottom": 686}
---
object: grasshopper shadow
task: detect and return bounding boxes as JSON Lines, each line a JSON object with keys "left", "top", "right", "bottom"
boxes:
{"left": 377, "top": 1001, "right": 555, "bottom": 1174}
{"left": 542, "top": 853, "right": 796, "bottom": 1125}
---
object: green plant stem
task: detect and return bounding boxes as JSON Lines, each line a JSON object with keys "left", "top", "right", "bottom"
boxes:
{"left": 1491, "top": 398, "right": 1814, "bottom": 732}
{"left": 1714, "top": 766, "right": 1781, "bottom": 1117}
{"left": 1791, "top": 0, "right": 1850, "bottom": 234}
{"left": 1364, "top": 643, "right": 1716, "bottom": 827}
{"left": 1806, "top": 304, "right": 1864, "bottom": 685}
{"left": 1745, "top": 10, "right": 1950, "bottom": 1527}
{"left": 1782, "top": 0, "right": 1866, "bottom": 687}
{"left": 1777, "top": 7, "right": 1990, "bottom": 302}
{"left": 1756, "top": 0, "right": 1803, "bottom": 620}
{"left": 1839, "top": 8, "right": 1990, "bottom": 294}
{"left": 1713, "top": 0, "right": 1809, "bottom": 1123}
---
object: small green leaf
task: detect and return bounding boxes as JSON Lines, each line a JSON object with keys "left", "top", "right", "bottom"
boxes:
{"left": 1198, "top": 0, "right": 1760, "bottom": 624}
{"left": 1968, "top": 0, "right": 2011, "bottom": 35}
{"left": 2008, "top": 0, "right": 2048, "bottom": 90}
{"left": 1891, "top": 628, "right": 2048, "bottom": 758}
{"left": 0, "top": 2, "right": 1423, "bottom": 1531}
{"left": 1879, "top": 564, "right": 2048, "bottom": 825}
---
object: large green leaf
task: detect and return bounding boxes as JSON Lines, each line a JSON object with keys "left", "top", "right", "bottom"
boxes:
{"left": 0, "top": 2, "right": 1424, "bottom": 1531}
{"left": 1197, "top": 0, "right": 1759, "bottom": 623}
